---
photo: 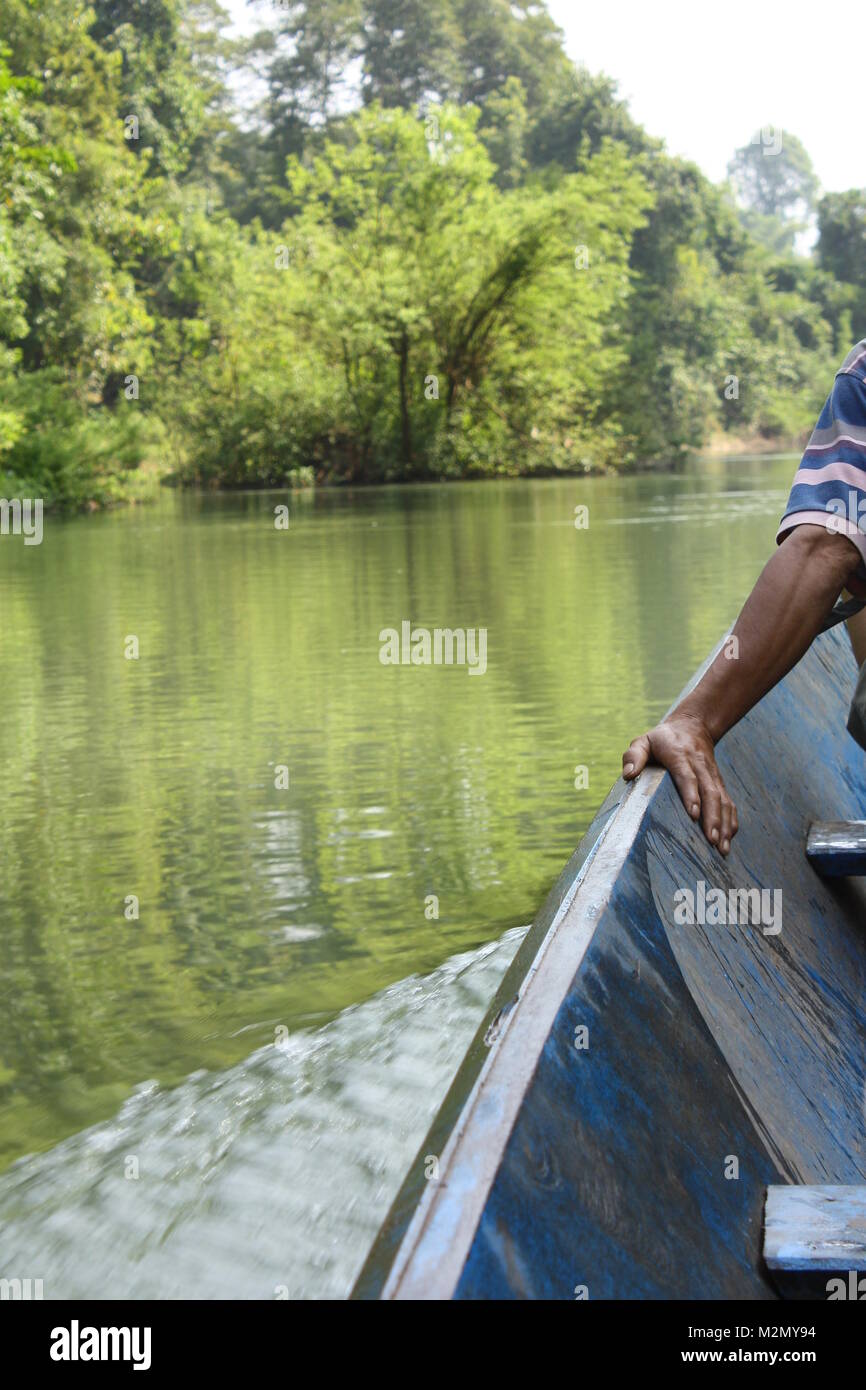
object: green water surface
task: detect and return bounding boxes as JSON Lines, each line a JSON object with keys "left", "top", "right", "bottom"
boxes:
{"left": 0, "top": 458, "right": 798, "bottom": 1171}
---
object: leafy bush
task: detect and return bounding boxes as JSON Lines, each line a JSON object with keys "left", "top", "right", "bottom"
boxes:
{"left": 0, "top": 367, "right": 151, "bottom": 509}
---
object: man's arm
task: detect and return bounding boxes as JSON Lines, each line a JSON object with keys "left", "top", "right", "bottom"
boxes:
{"left": 621, "top": 524, "right": 863, "bottom": 855}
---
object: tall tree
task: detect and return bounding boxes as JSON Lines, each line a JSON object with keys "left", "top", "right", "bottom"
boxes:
{"left": 727, "top": 129, "right": 819, "bottom": 253}
{"left": 818, "top": 189, "right": 866, "bottom": 288}
{"left": 360, "top": 0, "right": 463, "bottom": 107}
{"left": 89, "top": 0, "right": 233, "bottom": 180}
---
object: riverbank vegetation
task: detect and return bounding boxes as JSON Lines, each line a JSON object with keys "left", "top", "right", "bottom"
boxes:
{"left": 3, "top": 0, "right": 866, "bottom": 506}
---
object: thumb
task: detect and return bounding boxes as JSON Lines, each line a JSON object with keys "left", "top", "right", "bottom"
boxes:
{"left": 622, "top": 733, "right": 651, "bottom": 780}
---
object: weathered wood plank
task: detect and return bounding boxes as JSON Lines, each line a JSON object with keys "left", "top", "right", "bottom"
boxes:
{"left": 806, "top": 821, "right": 866, "bottom": 876}
{"left": 764, "top": 1186, "right": 866, "bottom": 1271}
{"left": 357, "top": 627, "right": 866, "bottom": 1301}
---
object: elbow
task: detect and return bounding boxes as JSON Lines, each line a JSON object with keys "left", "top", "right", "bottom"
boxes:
{"left": 780, "top": 523, "right": 863, "bottom": 587}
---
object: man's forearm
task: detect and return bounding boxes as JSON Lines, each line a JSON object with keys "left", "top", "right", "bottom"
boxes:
{"left": 622, "top": 524, "right": 863, "bottom": 854}
{"left": 676, "top": 525, "right": 862, "bottom": 744}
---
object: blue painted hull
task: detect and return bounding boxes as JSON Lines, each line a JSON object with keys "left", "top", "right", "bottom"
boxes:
{"left": 353, "top": 627, "right": 866, "bottom": 1299}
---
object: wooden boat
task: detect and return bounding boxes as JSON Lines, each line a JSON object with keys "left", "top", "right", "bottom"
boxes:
{"left": 353, "top": 625, "right": 866, "bottom": 1299}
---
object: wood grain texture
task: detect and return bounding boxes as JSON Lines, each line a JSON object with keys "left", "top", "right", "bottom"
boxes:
{"left": 358, "top": 627, "right": 866, "bottom": 1300}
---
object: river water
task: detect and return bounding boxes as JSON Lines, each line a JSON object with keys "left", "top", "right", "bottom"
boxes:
{"left": 0, "top": 456, "right": 799, "bottom": 1296}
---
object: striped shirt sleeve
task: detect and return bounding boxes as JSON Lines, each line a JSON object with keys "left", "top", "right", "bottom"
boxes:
{"left": 777, "top": 340, "right": 866, "bottom": 572}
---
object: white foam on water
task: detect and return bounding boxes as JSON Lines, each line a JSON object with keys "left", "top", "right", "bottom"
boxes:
{"left": 0, "top": 927, "right": 526, "bottom": 1299}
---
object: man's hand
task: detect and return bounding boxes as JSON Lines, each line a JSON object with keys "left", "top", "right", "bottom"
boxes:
{"left": 622, "top": 714, "right": 737, "bottom": 856}
{"left": 619, "top": 524, "right": 863, "bottom": 854}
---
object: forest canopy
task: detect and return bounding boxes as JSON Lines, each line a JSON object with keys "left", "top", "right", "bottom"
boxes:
{"left": 1, "top": 0, "right": 865, "bottom": 507}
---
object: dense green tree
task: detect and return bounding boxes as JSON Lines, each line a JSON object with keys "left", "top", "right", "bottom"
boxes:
{"left": 0, "top": 0, "right": 856, "bottom": 504}
{"left": 526, "top": 65, "right": 648, "bottom": 172}
{"left": 476, "top": 75, "right": 528, "bottom": 188}
{"left": 250, "top": 0, "right": 573, "bottom": 180}
{"left": 818, "top": 190, "right": 866, "bottom": 289}
{"left": 727, "top": 128, "right": 819, "bottom": 253}
{"left": 0, "top": 7, "right": 156, "bottom": 504}
{"left": 170, "top": 105, "right": 650, "bottom": 483}
{"left": 451, "top": 0, "right": 571, "bottom": 110}
{"left": 360, "top": 0, "right": 463, "bottom": 107}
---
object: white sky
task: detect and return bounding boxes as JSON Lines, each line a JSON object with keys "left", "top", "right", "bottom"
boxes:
{"left": 223, "top": 0, "right": 866, "bottom": 194}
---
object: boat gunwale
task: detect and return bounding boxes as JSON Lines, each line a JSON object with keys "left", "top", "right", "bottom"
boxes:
{"left": 383, "top": 769, "right": 665, "bottom": 1299}
{"left": 351, "top": 637, "right": 728, "bottom": 1300}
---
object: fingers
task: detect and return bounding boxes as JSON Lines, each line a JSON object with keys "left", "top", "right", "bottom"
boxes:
{"left": 719, "top": 794, "right": 735, "bottom": 857}
{"left": 667, "top": 762, "right": 701, "bottom": 822}
{"left": 696, "top": 761, "right": 738, "bottom": 857}
{"left": 697, "top": 769, "right": 722, "bottom": 849}
{"left": 621, "top": 724, "right": 739, "bottom": 855}
{"left": 622, "top": 734, "right": 650, "bottom": 780}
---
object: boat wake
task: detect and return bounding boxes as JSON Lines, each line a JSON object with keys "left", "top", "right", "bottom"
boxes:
{"left": 0, "top": 928, "right": 525, "bottom": 1300}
